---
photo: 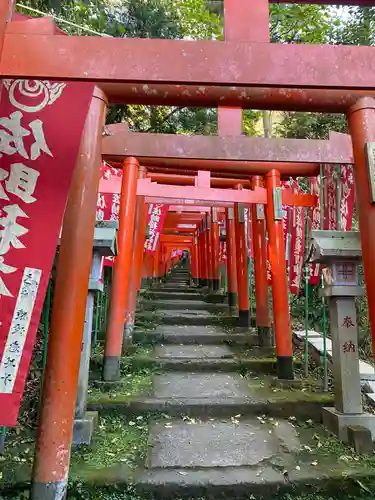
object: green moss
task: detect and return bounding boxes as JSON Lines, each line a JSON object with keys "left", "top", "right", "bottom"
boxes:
{"left": 88, "top": 370, "right": 153, "bottom": 404}
{"left": 0, "top": 428, "right": 34, "bottom": 489}
{"left": 245, "top": 374, "right": 333, "bottom": 404}
{"left": 70, "top": 415, "right": 148, "bottom": 476}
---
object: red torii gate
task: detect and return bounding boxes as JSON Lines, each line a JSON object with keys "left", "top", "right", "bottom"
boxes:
{"left": 2, "top": 1, "right": 375, "bottom": 498}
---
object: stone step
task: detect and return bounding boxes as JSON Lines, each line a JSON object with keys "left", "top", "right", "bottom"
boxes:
{"left": 157, "top": 311, "right": 228, "bottom": 327}
{"left": 89, "top": 393, "right": 333, "bottom": 420}
{"left": 134, "top": 325, "right": 258, "bottom": 345}
{"left": 149, "top": 292, "right": 202, "bottom": 301}
{"left": 153, "top": 372, "right": 250, "bottom": 399}
{"left": 157, "top": 286, "right": 198, "bottom": 294}
{"left": 141, "top": 300, "right": 228, "bottom": 312}
{"left": 148, "top": 358, "right": 279, "bottom": 373}
{"left": 134, "top": 415, "right": 367, "bottom": 498}
{"left": 155, "top": 344, "right": 234, "bottom": 359}
{"left": 163, "top": 280, "right": 190, "bottom": 289}
{"left": 149, "top": 345, "right": 280, "bottom": 373}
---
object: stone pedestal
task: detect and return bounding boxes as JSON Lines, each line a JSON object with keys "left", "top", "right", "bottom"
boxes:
{"left": 330, "top": 297, "right": 362, "bottom": 414}
{"left": 73, "top": 252, "right": 104, "bottom": 445}
{"left": 73, "top": 411, "right": 99, "bottom": 446}
{"left": 323, "top": 407, "right": 375, "bottom": 444}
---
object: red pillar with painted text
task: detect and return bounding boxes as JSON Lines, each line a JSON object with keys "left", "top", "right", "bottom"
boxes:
{"left": 191, "top": 234, "right": 199, "bottom": 286}
{"left": 265, "top": 169, "right": 294, "bottom": 379}
{"left": 32, "top": 89, "right": 108, "bottom": 499}
{"left": 199, "top": 225, "right": 207, "bottom": 287}
{"left": 103, "top": 157, "right": 139, "bottom": 381}
{"left": 234, "top": 201, "right": 250, "bottom": 326}
{"left": 251, "top": 176, "right": 272, "bottom": 346}
{"left": 225, "top": 207, "right": 238, "bottom": 309}
{"left": 205, "top": 216, "right": 213, "bottom": 288}
{"left": 348, "top": 97, "right": 375, "bottom": 358}
{"left": 211, "top": 207, "right": 220, "bottom": 291}
{"left": 123, "top": 166, "right": 147, "bottom": 347}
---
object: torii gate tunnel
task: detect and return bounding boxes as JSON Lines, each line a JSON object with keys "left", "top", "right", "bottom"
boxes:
{"left": 3, "top": 0, "right": 375, "bottom": 498}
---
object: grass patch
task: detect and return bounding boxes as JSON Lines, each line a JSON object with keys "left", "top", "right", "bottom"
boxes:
{"left": 71, "top": 414, "right": 148, "bottom": 474}
{"left": 88, "top": 369, "right": 154, "bottom": 404}
{"left": 0, "top": 427, "right": 35, "bottom": 489}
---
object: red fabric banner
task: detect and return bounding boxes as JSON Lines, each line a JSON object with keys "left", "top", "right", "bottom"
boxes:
{"left": 323, "top": 164, "right": 339, "bottom": 230}
{"left": 219, "top": 240, "right": 227, "bottom": 264}
{"left": 244, "top": 208, "right": 255, "bottom": 259}
{"left": 309, "top": 165, "right": 355, "bottom": 286}
{"left": 281, "top": 180, "right": 292, "bottom": 263}
{"left": 309, "top": 176, "right": 322, "bottom": 286}
{"left": 289, "top": 194, "right": 306, "bottom": 295}
{"left": 0, "top": 79, "right": 94, "bottom": 425}
{"left": 96, "top": 191, "right": 120, "bottom": 268}
{"left": 144, "top": 204, "right": 168, "bottom": 254}
{"left": 101, "top": 162, "right": 121, "bottom": 180}
{"left": 339, "top": 164, "right": 355, "bottom": 231}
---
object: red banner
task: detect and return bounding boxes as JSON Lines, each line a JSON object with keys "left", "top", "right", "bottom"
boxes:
{"left": 309, "top": 165, "right": 355, "bottom": 286}
{"left": 96, "top": 191, "right": 120, "bottom": 267}
{"left": 220, "top": 240, "right": 227, "bottom": 264}
{"left": 0, "top": 79, "right": 94, "bottom": 425}
{"left": 309, "top": 176, "right": 322, "bottom": 286}
{"left": 339, "top": 165, "right": 355, "bottom": 231}
{"left": 323, "top": 164, "right": 339, "bottom": 230}
{"left": 281, "top": 180, "right": 292, "bottom": 263}
{"left": 289, "top": 197, "right": 306, "bottom": 295}
{"left": 144, "top": 204, "right": 168, "bottom": 254}
{"left": 101, "top": 162, "right": 121, "bottom": 180}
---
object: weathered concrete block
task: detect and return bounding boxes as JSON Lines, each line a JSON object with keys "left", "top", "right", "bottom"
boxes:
{"left": 73, "top": 411, "right": 99, "bottom": 446}
{"left": 347, "top": 425, "right": 373, "bottom": 455}
{"left": 323, "top": 406, "right": 375, "bottom": 442}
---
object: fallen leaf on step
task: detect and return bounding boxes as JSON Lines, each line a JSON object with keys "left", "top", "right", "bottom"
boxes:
{"left": 178, "top": 471, "right": 188, "bottom": 476}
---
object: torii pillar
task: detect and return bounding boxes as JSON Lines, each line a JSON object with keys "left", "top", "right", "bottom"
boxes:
{"left": 348, "top": 97, "right": 375, "bottom": 357}
{"left": 234, "top": 200, "right": 250, "bottom": 326}
{"left": 251, "top": 176, "right": 272, "bottom": 346}
{"left": 225, "top": 207, "right": 238, "bottom": 311}
{"left": 211, "top": 207, "right": 220, "bottom": 290}
{"left": 123, "top": 165, "right": 147, "bottom": 347}
{"left": 102, "top": 157, "right": 139, "bottom": 381}
{"left": 31, "top": 88, "right": 107, "bottom": 500}
{"left": 266, "top": 170, "right": 294, "bottom": 379}
{"left": 205, "top": 214, "right": 213, "bottom": 289}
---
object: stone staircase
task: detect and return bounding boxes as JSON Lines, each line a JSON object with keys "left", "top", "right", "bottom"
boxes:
{"left": 122, "top": 268, "right": 375, "bottom": 499}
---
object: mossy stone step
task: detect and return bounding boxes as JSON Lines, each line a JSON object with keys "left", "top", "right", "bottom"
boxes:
{"left": 134, "top": 325, "right": 258, "bottom": 345}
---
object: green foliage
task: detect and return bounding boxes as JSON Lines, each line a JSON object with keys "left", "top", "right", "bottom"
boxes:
{"left": 270, "top": 4, "right": 332, "bottom": 44}
{"left": 276, "top": 113, "right": 347, "bottom": 140}
{"left": 18, "top": 0, "right": 222, "bottom": 132}
{"left": 276, "top": 7, "right": 375, "bottom": 141}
